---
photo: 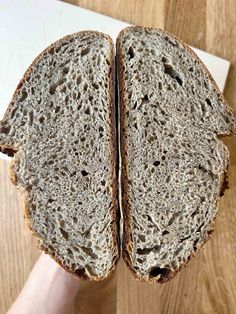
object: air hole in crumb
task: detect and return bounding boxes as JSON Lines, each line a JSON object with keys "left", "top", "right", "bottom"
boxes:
{"left": 141, "top": 94, "right": 149, "bottom": 105}
{"left": 205, "top": 98, "right": 213, "bottom": 108}
{"left": 70, "top": 185, "right": 76, "bottom": 192}
{"left": 28, "top": 111, "right": 34, "bottom": 125}
{"left": 81, "top": 47, "right": 90, "bottom": 57}
{"left": 148, "top": 136, "right": 156, "bottom": 143}
{"left": 59, "top": 220, "right": 65, "bottom": 228}
{"left": 138, "top": 234, "right": 145, "bottom": 242}
{"left": 136, "top": 247, "right": 151, "bottom": 255}
{"left": 193, "top": 239, "right": 199, "bottom": 250}
{"left": 74, "top": 267, "right": 87, "bottom": 278}
{"left": 25, "top": 186, "right": 32, "bottom": 192}
{"left": 161, "top": 56, "right": 169, "bottom": 63}
{"left": 191, "top": 207, "right": 200, "bottom": 218}
{"left": 153, "top": 161, "right": 160, "bottom": 167}
{"left": 223, "top": 115, "right": 230, "bottom": 123}
{"left": 10, "top": 108, "right": 18, "bottom": 119}
{"left": 66, "top": 248, "right": 73, "bottom": 255}
{"left": 48, "top": 198, "right": 55, "bottom": 203}
{"left": 137, "top": 258, "right": 144, "bottom": 264}
{"left": 63, "top": 66, "right": 69, "bottom": 74}
{"left": 60, "top": 228, "right": 69, "bottom": 240}
{"left": 61, "top": 85, "right": 67, "bottom": 93}
{"left": 81, "top": 170, "right": 89, "bottom": 177}
{"left": 77, "top": 75, "right": 82, "bottom": 85}
{"left": 92, "top": 82, "right": 99, "bottom": 90}
{"left": 55, "top": 106, "right": 60, "bottom": 113}
{"left": 83, "top": 83, "right": 88, "bottom": 91}
{"left": 168, "top": 212, "right": 180, "bottom": 225}
{"left": 204, "top": 80, "right": 209, "bottom": 89}
{"left": 149, "top": 267, "right": 172, "bottom": 281}
{"left": 19, "top": 90, "right": 28, "bottom": 102}
{"left": 55, "top": 45, "right": 62, "bottom": 53}
{"left": 162, "top": 230, "right": 169, "bottom": 236}
{"left": 80, "top": 246, "right": 97, "bottom": 259}
{"left": 163, "top": 62, "right": 183, "bottom": 86}
{"left": 196, "top": 222, "right": 204, "bottom": 233}
{"left": 65, "top": 95, "right": 69, "bottom": 104}
{"left": 39, "top": 116, "right": 45, "bottom": 124}
{"left": 48, "top": 48, "right": 54, "bottom": 55}
{"left": 49, "top": 84, "right": 57, "bottom": 95}
{"left": 128, "top": 46, "right": 135, "bottom": 59}
{"left": 147, "top": 215, "right": 153, "bottom": 224}
{"left": 73, "top": 217, "right": 78, "bottom": 223}
{"left": 180, "top": 235, "right": 191, "bottom": 241}
{"left": 85, "top": 106, "right": 90, "bottom": 115}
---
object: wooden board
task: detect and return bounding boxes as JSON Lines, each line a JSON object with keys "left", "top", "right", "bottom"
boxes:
{"left": 1, "top": 1, "right": 236, "bottom": 313}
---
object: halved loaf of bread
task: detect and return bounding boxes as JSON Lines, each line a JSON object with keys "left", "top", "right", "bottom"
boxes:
{"left": 117, "top": 26, "right": 236, "bottom": 283}
{"left": 0, "top": 31, "right": 119, "bottom": 280}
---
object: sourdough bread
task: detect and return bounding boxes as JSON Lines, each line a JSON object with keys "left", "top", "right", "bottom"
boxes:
{"left": 0, "top": 31, "right": 119, "bottom": 280}
{"left": 117, "top": 26, "right": 236, "bottom": 283}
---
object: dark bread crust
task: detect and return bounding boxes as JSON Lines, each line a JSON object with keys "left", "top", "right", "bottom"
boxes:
{"left": 116, "top": 26, "right": 235, "bottom": 284}
{"left": 0, "top": 31, "right": 120, "bottom": 281}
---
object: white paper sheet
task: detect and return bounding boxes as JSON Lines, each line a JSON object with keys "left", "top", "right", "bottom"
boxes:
{"left": 0, "top": 0, "right": 230, "bottom": 160}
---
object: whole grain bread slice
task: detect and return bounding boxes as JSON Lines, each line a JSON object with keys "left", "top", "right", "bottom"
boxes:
{"left": 0, "top": 31, "right": 119, "bottom": 280}
{"left": 117, "top": 26, "right": 236, "bottom": 283}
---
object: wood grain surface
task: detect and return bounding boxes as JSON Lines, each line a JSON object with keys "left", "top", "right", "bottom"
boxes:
{"left": 1, "top": 1, "right": 236, "bottom": 313}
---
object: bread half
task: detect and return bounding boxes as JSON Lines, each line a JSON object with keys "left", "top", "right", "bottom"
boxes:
{"left": 117, "top": 26, "right": 236, "bottom": 283}
{"left": 0, "top": 31, "right": 119, "bottom": 280}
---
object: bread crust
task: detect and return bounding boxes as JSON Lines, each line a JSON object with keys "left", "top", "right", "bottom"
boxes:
{"left": 0, "top": 31, "right": 120, "bottom": 281}
{"left": 116, "top": 26, "right": 235, "bottom": 283}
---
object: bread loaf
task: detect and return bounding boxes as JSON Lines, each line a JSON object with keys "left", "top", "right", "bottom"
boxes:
{"left": 117, "top": 26, "right": 236, "bottom": 283}
{"left": 0, "top": 31, "right": 119, "bottom": 280}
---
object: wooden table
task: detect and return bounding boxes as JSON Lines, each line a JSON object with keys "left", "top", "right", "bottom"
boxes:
{"left": 1, "top": 1, "right": 236, "bottom": 313}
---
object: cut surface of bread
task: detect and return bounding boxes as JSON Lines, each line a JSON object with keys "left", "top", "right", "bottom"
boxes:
{"left": 117, "top": 26, "right": 236, "bottom": 283}
{"left": 0, "top": 31, "right": 119, "bottom": 280}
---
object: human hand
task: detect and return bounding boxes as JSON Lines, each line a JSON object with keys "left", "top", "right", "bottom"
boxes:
{"left": 7, "top": 253, "right": 79, "bottom": 314}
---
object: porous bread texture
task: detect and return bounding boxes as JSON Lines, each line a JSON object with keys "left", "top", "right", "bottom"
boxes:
{"left": 0, "top": 31, "right": 119, "bottom": 280}
{"left": 117, "top": 26, "right": 236, "bottom": 283}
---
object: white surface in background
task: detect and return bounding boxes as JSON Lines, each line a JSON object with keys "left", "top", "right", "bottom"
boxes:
{"left": 0, "top": 0, "right": 230, "bottom": 160}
